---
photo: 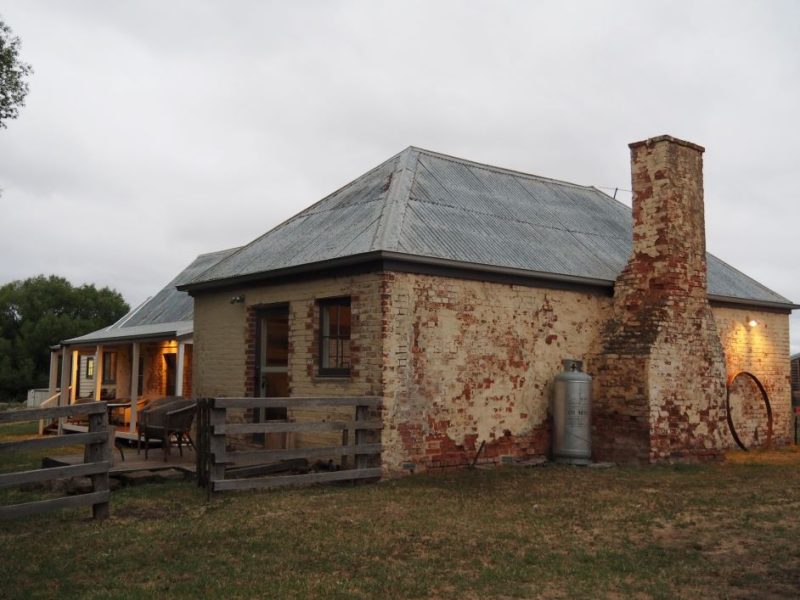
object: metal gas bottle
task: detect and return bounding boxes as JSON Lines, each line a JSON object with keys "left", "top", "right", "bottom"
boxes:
{"left": 552, "top": 359, "right": 592, "bottom": 464}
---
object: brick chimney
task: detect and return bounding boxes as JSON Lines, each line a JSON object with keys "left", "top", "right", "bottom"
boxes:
{"left": 593, "top": 135, "right": 729, "bottom": 463}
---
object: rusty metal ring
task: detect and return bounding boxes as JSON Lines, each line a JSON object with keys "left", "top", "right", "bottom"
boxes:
{"left": 725, "top": 371, "right": 773, "bottom": 451}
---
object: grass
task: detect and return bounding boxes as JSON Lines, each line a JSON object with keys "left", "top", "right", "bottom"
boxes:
{"left": 1, "top": 420, "right": 799, "bottom": 600}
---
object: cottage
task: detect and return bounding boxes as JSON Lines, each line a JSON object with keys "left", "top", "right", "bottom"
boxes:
{"left": 49, "top": 248, "right": 236, "bottom": 437}
{"left": 178, "top": 135, "right": 794, "bottom": 472}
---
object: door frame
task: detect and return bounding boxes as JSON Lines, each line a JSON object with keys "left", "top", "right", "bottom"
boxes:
{"left": 253, "top": 303, "right": 290, "bottom": 399}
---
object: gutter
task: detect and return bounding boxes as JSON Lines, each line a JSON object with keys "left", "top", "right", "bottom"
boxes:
{"left": 707, "top": 294, "right": 800, "bottom": 312}
{"left": 178, "top": 250, "right": 798, "bottom": 312}
{"left": 177, "top": 250, "right": 614, "bottom": 293}
{"left": 60, "top": 329, "right": 184, "bottom": 347}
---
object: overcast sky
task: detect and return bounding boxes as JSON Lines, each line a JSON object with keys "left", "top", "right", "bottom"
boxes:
{"left": 1, "top": 1, "right": 798, "bottom": 351}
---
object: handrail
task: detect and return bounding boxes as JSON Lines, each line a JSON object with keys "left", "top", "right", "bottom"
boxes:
{"left": 37, "top": 391, "right": 64, "bottom": 435}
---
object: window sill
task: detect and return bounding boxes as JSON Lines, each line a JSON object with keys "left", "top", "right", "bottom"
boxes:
{"left": 312, "top": 376, "right": 353, "bottom": 383}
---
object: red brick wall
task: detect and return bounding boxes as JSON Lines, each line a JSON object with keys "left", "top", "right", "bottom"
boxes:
{"left": 381, "top": 271, "right": 612, "bottom": 472}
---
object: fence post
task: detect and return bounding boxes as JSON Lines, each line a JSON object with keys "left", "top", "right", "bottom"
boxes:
{"left": 355, "top": 403, "right": 368, "bottom": 470}
{"left": 86, "top": 408, "right": 111, "bottom": 520}
{"left": 341, "top": 423, "right": 349, "bottom": 470}
{"left": 198, "top": 398, "right": 212, "bottom": 489}
{"left": 208, "top": 398, "right": 227, "bottom": 497}
{"left": 196, "top": 399, "right": 207, "bottom": 488}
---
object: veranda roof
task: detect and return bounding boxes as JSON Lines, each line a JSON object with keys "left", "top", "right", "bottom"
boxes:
{"left": 62, "top": 247, "right": 238, "bottom": 346}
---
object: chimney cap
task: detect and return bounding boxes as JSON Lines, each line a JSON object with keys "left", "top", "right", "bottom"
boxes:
{"left": 629, "top": 135, "right": 705, "bottom": 153}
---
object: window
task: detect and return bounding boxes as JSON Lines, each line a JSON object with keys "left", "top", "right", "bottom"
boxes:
{"left": 85, "top": 357, "right": 95, "bottom": 379}
{"left": 102, "top": 352, "right": 117, "bottom": 385}
{"left": 318, "top": 297, "right": 351, "bottom": 376}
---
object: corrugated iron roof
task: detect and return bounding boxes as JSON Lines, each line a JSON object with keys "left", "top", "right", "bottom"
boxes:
{"left": 63, "top": 248, "right": 238, "bottom": 345}
{"left": 185, "top": 147, "right": 793, "bottom": 308}
{"left": 63, "top": 321, "right": 193, "bottom": 346}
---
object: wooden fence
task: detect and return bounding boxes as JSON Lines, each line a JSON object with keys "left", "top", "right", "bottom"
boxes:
{"left": 196, "top": 397, "right": 383, "bottom": 493}
{"left": 0, "top": 403, "right": 112, "bottom": 520}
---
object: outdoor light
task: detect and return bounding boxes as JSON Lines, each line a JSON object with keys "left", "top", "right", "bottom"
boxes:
{"left": 230, "top": 294, "right": 245, "bottom": 304}
{"left": 748, "top": 319, "right": 758, "bottom": 328}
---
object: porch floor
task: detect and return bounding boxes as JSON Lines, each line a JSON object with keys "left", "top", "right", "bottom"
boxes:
{"left": 47, "top": 444, "right": 197, "bottom": 475}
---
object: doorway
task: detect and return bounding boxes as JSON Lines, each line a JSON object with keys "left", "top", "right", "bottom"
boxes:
{"left": 254, "top": 306, "right": 289, "bottom": 447}
{"left": 164, "top": 353, "right": 177, "bottom": 396}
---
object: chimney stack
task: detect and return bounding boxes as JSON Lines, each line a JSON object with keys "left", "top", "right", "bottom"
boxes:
{"left": 624, "top": 135, "right": 709, "bottom": 309}
{"left": 593, "top": 135, "right": 728, "bottom": 463}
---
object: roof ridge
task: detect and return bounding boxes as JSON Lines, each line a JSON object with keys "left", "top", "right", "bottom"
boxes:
{"left": 196, "top": 246, "right": 241, "bottom": 259}
{"left": 371, "top": 147, "right": 418, "bottom": 251}
{"left": 192, "top": 149, "right": 407, "bottom": 284}
{"left": 409, "top": 146, "right": 597, "bottom": 191}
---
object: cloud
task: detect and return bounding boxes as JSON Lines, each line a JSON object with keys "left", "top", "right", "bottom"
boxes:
{"left": 0, "top": 0, "right": 798, "bottom": 349}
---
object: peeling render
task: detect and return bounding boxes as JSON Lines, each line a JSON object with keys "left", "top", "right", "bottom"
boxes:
{"left": 191, "top": 135, "right": 792, "bottom": 475}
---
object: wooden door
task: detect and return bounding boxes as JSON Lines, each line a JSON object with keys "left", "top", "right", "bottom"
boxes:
{"left": 255, "top": 306, "right": 289, "bottom": 448}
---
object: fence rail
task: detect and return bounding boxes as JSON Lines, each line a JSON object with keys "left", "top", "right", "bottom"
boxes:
{"left": 197, "top": 396, "right": 383, "bottom": 493}
{"left": 0, "top": 402, "right": 112, "bottom": 520}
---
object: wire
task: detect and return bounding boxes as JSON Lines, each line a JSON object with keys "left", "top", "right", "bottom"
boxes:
{"left": 596, "top": 185, "right": 632, "bottom": 193}
{"left": 595, "top": 185, "right": 632, "bottom": 200}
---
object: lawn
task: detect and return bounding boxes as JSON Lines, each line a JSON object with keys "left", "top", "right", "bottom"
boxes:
{"left": 1, "top": 420, "right": 799, "bottom": 600}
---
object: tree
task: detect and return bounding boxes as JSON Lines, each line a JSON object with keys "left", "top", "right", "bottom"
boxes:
{"left": 0, "top": 15, "right": 32, "bottom": 129}
{"left": 0, "top": 276, "right": 129, "bottom": 401}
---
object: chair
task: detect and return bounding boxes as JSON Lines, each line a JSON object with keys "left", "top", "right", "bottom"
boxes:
{"left": 136, "top": 397, "right": 182, "bottom": 454}
{"left": 140, "top": 398, "right": 197, "bottom": 461}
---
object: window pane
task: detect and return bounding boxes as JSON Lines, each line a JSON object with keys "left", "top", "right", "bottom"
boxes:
{"left": 338, "top": 305, "right": 351, "bottom": 339}
{"left": 322, "top": 304, "right": 331, "bottom": 337}
{"left": 321, "top": 335, "right": 330, "bottom": 367}
{"left": 329, "top": 305, "right": 339, "bottom": 335}
{"left": 261, "top": 372, "right": 289, "bottom": 398}
{"left": 319, "top": 298, "right": 351, "bottom": 373}
{"left": 262, "top": 310, "right": 288, "bottom": 368}
{"left": 327, "top": 338, "right": 339, "bottom": 368}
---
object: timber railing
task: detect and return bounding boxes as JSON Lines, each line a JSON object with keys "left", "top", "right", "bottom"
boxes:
{"left": 0, "top": 403, "right": 112, "bottom": 520}
{"left": 196, "top": 397, "right": 383, "bottom": 493}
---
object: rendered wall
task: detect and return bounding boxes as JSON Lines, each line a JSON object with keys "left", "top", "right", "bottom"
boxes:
{"left": 381, "top": 271, "right": 612, "bottom": 472}
{"left": 713, "top": 307, "right": 792, "bottom": 447}
{"left": 191, "top": 265, "right": 791, "bottom": 474}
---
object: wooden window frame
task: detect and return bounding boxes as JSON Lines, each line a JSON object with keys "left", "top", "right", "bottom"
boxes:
{"left": 318, "top": 297, "right": 351, "bottom": 378}
{"left": 85, "top": 356, "right": 94, "bottom": 379}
